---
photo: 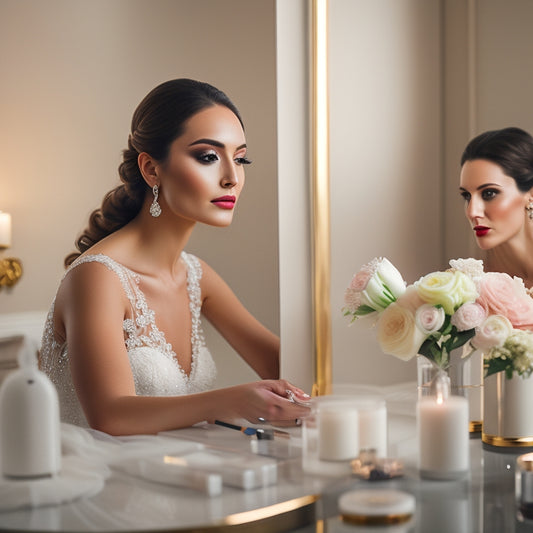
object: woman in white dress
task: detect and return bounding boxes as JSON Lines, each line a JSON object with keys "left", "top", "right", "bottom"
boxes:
{"left": 459, "top": 126, "right": 533, "bottom": 288}
{"left": 40, "top": 79, "right": 310, "bottom": 435}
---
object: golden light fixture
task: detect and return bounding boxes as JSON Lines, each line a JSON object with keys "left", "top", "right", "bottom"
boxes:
{"left": 0, "top": 212, "right": 22, "bottom": 289}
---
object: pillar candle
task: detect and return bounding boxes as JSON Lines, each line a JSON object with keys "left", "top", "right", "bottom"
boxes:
{"left": 357, "top": 400, "right": 388, "bottom": 458}
{"left": 417, "top": 393, "right": 469, "bottom": 480}
{"left": 318, "top": 405, "right": 359, "bottom": 461}
{"left": 0, "top": 212, "right": 11, "bottom": 248}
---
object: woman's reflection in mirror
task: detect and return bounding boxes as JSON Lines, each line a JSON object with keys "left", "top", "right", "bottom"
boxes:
{"left": 459, "top": 126, "right": 533, "bottom": 289}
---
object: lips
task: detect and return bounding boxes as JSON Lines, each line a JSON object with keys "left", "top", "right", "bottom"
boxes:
{"left": 211, "top": 195, "right": 236, "bottom": 210}
{"left": 474, "top": 225, "right": 490, "bottom": 237}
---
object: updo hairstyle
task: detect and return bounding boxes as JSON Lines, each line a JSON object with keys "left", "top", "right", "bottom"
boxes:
{"left": 460, "top": 127, "right": 533, "bottom": 193}
{"left": 65, "top": 78, "right": 243, "bottom": 267}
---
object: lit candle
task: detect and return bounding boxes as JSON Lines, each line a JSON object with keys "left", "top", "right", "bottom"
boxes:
{"left": 417, "top": 373, "right": 469, "bottom": 480}
{"left": 318, "top": 403, "right": 359, "bottom": 461}
{"left": 0, "top": 212, "right": 11, "bottom": 248}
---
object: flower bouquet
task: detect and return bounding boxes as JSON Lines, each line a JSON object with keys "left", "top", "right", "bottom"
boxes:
{"left": 343, "top": 257, "right": 485, "bottom": 370}
{"left": 344, "top": 256, "right": 533, "bottom": 439}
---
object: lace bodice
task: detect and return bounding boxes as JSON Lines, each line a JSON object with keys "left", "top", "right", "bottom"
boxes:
{"left": 40, "top": 252, "right": 217, "bottom": 427}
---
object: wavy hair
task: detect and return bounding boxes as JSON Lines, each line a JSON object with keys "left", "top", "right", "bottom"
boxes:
{"left": 65, "top": 79, "right": 243, "bottom": 267}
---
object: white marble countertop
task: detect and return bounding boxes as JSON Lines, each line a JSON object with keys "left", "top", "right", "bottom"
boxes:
{"left": 0, "top": 383, "right": 531, "bottom": 532}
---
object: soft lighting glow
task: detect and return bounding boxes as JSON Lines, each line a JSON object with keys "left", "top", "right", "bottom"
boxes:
{"left": 435, "top": 372, "right": 450, "bottom": 404}
{"left": 0, "top": 212, "right": 12, "bottom": 248}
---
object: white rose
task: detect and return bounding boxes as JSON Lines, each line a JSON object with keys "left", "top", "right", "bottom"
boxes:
{"left": 472, "top": 315, "right": 513, "bottom": 351}
{"left": 375, "top": 258, "right": 407, "bottom": 299}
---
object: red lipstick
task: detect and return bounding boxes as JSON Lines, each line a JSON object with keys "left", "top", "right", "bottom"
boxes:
{"left": 474, "top": 226, "right": 490, "bottom": 237}
{"left": 211, "top": 195, "right": 236, "bottom": 210}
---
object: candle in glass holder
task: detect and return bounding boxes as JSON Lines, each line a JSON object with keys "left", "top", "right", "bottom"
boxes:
{"left": 318, "top": 401, "right": 359, "bottom": 461}
{"left": 356, "top": 398, "right": 388, "bottom": 458}
{"left": 417, "top": 373, "right": 469, "bottom": 480}
{"left": 516, "top": 453, "right": 533, "bottom": 520}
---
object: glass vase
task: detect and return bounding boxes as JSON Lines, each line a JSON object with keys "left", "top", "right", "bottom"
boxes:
{"left": 417, "top": 346, "right": 483, "bottom": 433}
{"left": 482, "top": 372, "right": 533, "bottom": 450}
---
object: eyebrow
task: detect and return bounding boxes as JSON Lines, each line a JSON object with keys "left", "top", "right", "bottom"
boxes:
{"left": 188, "top": 138, "right": 247, "bottom": 151}
{"left": 459, "top": 182, "right": 502, "bottom": 192}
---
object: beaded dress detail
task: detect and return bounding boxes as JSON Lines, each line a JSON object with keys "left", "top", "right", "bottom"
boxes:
{"left": 40, "top": 252, "right": 217, "bottom": 427}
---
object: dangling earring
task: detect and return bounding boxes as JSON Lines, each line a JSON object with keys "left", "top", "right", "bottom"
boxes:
{"left": 149, "top": 184, "right": 162, "bottom": 217}
{"left": 527, "top": 200, "right": 533, "bottom": 220}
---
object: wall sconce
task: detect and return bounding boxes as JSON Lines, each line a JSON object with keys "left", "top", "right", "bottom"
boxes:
{"left": 0, "top": 212, "right": 22, "bottom": 289}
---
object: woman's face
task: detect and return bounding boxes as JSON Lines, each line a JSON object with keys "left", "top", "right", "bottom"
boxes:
{"left": 156, "top": 104, "right": 249, "bottom": 227}
{"left": 459, "top": 159, "right": 530, "bottom": 250}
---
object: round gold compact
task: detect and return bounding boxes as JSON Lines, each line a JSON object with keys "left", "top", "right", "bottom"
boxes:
{"left": 338, "top": 489, "right": 415, "bottom": 526}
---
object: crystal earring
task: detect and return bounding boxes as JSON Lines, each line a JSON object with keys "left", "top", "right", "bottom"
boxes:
{"left": 527, "top": 200, "right": 533, "bottom": 220}
{"left": 149, "top": 184, "right": 162, "bottom": 217}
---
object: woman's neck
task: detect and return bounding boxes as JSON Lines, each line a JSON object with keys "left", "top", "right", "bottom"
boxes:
{"left": 96, "top": 210, "right": 196, "bottom": 280}
{"left": 485, "top": 242, "right": 533, "bottom": 288}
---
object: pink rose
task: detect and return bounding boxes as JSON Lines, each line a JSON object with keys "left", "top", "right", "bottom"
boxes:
{"left": 451, "top": 302, "right": 487, "bottom": 332}
{"left": 349, "top": 270, "right": 372, "bottom": 291}
{"left": 476, "top": 273, "right": 533, "bottom": 330}
{"left": 415, "top": 304, "right": 445, "bottom": 334}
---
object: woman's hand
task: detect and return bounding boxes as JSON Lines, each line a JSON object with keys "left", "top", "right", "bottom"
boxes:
{"left": 223, "top": 379, "right": 311, "bottom": 425}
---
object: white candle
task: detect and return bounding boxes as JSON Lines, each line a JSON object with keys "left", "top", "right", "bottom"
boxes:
{"left": 0, "top": 212, "right": 11, "bottom": 248}
{"left": 417, "top": 391, "right": 469, "bottom": 480}
{"left": 357, "top": 400, "right": 388, "bottom": 458}
{"left": 318, "top": 405, "right": 359, "bottom": 461}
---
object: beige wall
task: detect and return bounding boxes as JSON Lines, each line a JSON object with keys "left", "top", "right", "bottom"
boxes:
{"left": 443, "top": 0, "right": 533, "bottom": 264}
{"left": 329, "top": 0, "right": 442, "bottom": 385}
{"left": 0, "top": 0, "right": 278, "bottom": 387}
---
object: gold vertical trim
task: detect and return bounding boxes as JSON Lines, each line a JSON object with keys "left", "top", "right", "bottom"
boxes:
{"left": 311, "top": 0, "right": 332, "bottom": 397}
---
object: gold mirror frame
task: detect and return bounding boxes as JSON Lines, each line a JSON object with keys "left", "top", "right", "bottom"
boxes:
{"left": 311, "top": 0, "right": 332, "bottom": 397}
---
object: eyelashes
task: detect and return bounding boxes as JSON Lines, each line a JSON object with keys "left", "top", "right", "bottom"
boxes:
{"left": 459, "top": 188, "right": 500, "bottom": 202}
{"left": 195, "top": 150, "right": 252, "bottom": 166}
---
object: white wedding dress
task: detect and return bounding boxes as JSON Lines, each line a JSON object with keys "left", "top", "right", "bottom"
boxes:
{"left": 40, "top": 252, "right": 217, "bottom": 427}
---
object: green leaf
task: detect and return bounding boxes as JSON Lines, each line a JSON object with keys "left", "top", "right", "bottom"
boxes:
{"left": 355, "top": 305, "right": 377, "bottom": 316}
{"left": 484, "top": 358, "right": 512, "bottom": 378}
{"left": 448, "top": 329, "right": 476, "bottom": 351}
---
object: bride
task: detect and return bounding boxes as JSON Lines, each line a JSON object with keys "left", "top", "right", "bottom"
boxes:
{"left": 40, "top": 79, "right": 310, "bottom": 435}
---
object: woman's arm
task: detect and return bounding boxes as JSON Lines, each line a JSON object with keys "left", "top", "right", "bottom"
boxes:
{"left": 199, "top": 259, "right": 280, "bottom": 379}
{"left": 54, "top": 262, "right": 307, "bottom": 435}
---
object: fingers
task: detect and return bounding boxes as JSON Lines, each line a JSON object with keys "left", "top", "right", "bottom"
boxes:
{"left": 263, "top": 379, "right": 311, "bottom": 402}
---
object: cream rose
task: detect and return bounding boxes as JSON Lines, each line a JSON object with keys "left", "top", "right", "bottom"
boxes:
{"left": 472, "top": 314, "right": 513, "bottom": 351}
{"left": 377, "top": 302, "right": 427, "bottom": 361}
{"left": 415, "top": 270, "right": 478, "bottom": 315}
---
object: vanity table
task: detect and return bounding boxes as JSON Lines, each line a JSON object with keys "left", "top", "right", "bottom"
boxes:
{"left": 0, "top": 386, "right": 532, "bottom": 533}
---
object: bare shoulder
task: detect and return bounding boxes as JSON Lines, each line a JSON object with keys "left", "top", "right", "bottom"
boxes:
{"left": 54, "top": 259, "right": 130, "bottom": 335}
{"left": 194, "top": 257, "right": 228, "bottom": 296}
{"left": 59, "top": 259, "right": 128, "bottom": 298}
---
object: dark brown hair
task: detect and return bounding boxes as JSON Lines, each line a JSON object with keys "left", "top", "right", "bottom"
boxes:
{"left": 65, "top": 79, "right": 243, "bottom": 267}
{"left": 461, "top": 127, "right": 533, "bottom": 193}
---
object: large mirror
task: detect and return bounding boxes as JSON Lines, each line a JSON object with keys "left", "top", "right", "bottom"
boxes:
{"left": 329, "top": 0, "right": 533, "bottom": 387}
